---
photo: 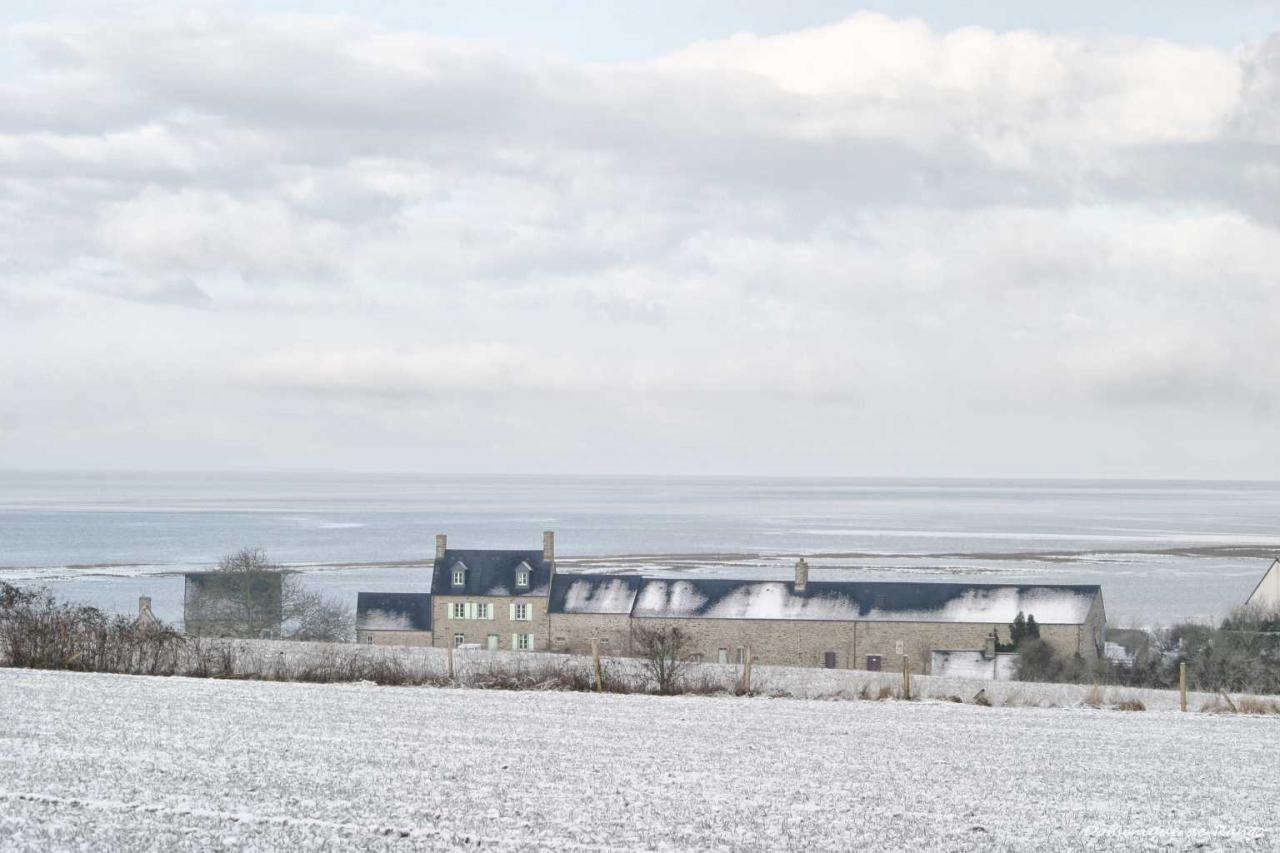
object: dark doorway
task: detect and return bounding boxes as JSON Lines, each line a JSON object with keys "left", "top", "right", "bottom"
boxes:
{"left": 823, "top": 651, "right": 837, "bottom": 669}
{"left": 866, "top": 655, "right": 882, "bottom": 672}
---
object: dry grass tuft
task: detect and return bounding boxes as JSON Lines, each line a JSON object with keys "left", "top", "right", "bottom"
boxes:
{"left": 1236, "top": 697, "right": 1280, "bottom": 715}
{"left": 1083, "top": 684, "right": 1105, "bottom": 708}
{"left": 1113, "top": 698, "right": 1146, "bottom": 712}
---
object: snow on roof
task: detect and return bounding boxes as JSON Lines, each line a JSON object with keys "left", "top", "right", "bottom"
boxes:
{"left": 355, "top": 592, "right": 432, "bottom": 631}
{"left": 701, "top": 582, "right": 862, "bottom": 621}
{"left": 622, "top": 578, "right": 1100, "bottom": 624}
{"left": 867, "top": 586, "right": 1097, "bottom": 625}
{"left": 556, "top": 577, "right": 643, "bottom": 615}
{"left": 357, "top": 610, "right": 416, "bottom": 631}
{"left": 633, "top": 580, "right": 709, "bottom": 617}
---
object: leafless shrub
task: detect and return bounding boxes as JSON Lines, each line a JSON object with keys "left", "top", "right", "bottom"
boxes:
{"left": 972, "top": 689, "right": 991, "bottom": 706}
{"left": 633, "top": 625, "right": 693, "bottom": 694}
{"left": 1113, "top": 698, "right": 1146, "bottom": 711}
{"left": 190, "top": 548, "right": 354, "bottom": 642}
{"left": 875, "top": 685, "right": 894, "bottom": 701}
{"left": 1083, "top": 685, "right": 1105, "bottom": 708}
{"left": 0, "top": 582, "right": 186, "bottom": 675}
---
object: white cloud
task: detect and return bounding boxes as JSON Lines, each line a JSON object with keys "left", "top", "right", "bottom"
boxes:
{"left": 0, "top": 6, "right": 1278, "bottom": 475}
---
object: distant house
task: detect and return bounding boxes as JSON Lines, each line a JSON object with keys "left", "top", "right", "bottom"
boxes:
{"left": 183, "top": 571, "right": 282, "bottom": 638}
{"left": 356, "top": 533, "right": 1107, "bottom": 673}
{"left": 356, "top": 592, "right": 432, "bottom": 646}
{"left": 1245, "top": 559, "right": 1280, "bottom": 611}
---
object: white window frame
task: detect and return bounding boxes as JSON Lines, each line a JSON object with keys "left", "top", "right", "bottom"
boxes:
{"left": 516, "top": 570, "right": 529, "bottom": 588}
{"left": 452, "top": 633, "right": 465, "bottom": 648}
{"left": 451, "top": 602, "right": 466, "bottom": 619}
{"left": 514, "top": 633, "right": 533, "bottom": 651}
{"left": 512, "top": 602, "right": 531, "bottom": 622}
{"left": 452, "top": 568, "right": 466, "bottom": 586}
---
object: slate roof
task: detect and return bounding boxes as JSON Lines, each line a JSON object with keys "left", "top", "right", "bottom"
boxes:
{"left": 549, "top": 574, "right": 646, "bottom": 615}
{"left": 554, "top": 575, "right": 1101, "bottom": 625}
{"left": 431, "top": 549, "right": 552, "bottom": 598}
{"left": 356, "top": 592, "right": 433, "bottom": 632}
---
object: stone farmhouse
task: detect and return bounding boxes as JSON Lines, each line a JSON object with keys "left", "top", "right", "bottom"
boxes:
{"left": 356, "top": 532, "right": 1107, "bottom": 673}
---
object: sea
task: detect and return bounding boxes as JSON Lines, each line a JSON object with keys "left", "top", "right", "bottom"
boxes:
{"left": 2, "top": 472, "right": 1278, "bottom": 629}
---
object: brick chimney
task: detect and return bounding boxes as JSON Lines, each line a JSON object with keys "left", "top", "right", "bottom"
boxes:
{"left": 435, "top": 533, "right": 447, "bottom": 561}
{"left": 543, "top": 530, "right": 555, "bottom": 563}
{"left": 794, "top": 557, "right": 809, "bottom": 593}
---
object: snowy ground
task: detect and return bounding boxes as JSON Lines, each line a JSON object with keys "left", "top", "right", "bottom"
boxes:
{"left": 2, "top": 668, "right": 1277, "bottom": 851}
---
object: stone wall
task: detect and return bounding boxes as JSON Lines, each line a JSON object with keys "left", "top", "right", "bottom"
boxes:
{"left": 595, "top": 615, "right": 1099, "bottom": 673}
{"left": 548, "top": 612, "right": 633, "bottom": 655}
{"left": 431, "top": 595, "right": 549, "bottom": 651}
{"left": 358, "top": 629, "right": 433, "bottom": 647}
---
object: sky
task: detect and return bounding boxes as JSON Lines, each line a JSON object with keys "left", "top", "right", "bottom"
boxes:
{"left": 1, "top": 1, "right": 1278, "bottom": 477}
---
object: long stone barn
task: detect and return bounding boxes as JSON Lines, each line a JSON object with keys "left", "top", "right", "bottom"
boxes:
{"left": 356, "top": 532, "right": 1107, "bottom": 673}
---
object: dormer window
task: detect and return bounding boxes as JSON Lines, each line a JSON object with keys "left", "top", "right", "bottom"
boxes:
{"left": 451, "top": 561, "right": 468, "bottom": 588}
{"left": 515, "top": 561, "right": 531, "bottom": 589}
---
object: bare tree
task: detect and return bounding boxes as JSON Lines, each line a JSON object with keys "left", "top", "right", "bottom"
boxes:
{"left": 633, "top": 624, "right": 693, "bottom": 694}
{"left": 204, "top": 548, "right": 354, "bottom": 643}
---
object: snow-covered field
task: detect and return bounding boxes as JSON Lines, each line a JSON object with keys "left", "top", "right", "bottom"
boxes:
{"left": 2, "top": 668, "right": 1277, "bottom": 851}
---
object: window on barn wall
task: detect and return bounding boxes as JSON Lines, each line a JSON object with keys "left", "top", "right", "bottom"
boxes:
{"left": 735, "top": 647, "right": 744, "bottom": 664}
{"left": 453, "top": 633, "right": 465, "bottom": 648}
{"left": 866, "top": 655, "right": 882, "bottom": 671}
{"left": 718, "top": 648, "right": 728, "bottom": 664}
{"left": 823, "top": 651, "right": 836, "bottom": 669}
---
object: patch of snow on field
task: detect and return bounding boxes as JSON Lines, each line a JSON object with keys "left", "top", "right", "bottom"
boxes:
{"left": 1, "top": 668, "right": 1278, "bottom": 851}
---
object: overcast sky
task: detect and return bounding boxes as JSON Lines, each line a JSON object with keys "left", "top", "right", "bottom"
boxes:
{"left": 2, "top": 2, "right": 1278, "bottom": 477}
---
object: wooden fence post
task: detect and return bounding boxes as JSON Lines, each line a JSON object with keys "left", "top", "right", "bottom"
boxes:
{"left": 591, "top": 638, "right": 603, "bottom": 693}
{"left": 902, "top": 655, "right": 911, "bottom": 700}
{"left": 446, "top": 643, "right": 455, "bottom": 682}
{"left": 742, "top": 647, "right": 753, "bottom": 694}
{"left": 1179, "top": 661, "right": 1187, "bottom": 712}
